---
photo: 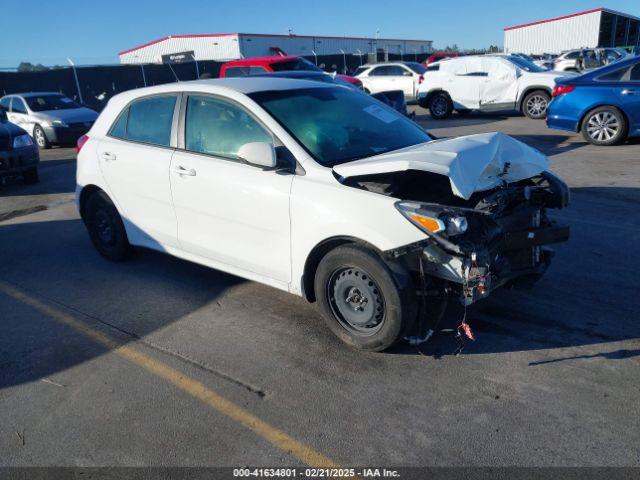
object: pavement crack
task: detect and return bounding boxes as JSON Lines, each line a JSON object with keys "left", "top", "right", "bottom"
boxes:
{"left": 0, "top": 205, "right": 48, "bottom": 222}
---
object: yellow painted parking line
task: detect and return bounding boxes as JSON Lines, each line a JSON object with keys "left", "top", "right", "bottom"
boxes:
{"left": 0, "top": 281, "right": 338, "bottom": 468}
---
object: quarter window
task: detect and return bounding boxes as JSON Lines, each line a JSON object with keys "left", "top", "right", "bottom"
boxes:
{"left": 184, "top": 95, "right": 272, "bottom": 159}
{"left": 11, "top": 98, "right": 27, "bottom": 114}
{"left": 109, "top": 95, "right": 176, "bottom": 146}
{"left": 369, "top": 65, "right": 405, "bottom": 76}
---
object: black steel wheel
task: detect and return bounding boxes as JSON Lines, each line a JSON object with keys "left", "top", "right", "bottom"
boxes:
{"left": 314, "top": 245, "right": 416, "bottom": 351}
{"left": 83, "top": 190, "right": 131, "bottom": 261}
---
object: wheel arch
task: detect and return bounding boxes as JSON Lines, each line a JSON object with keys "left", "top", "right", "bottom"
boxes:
{"left": 518, "top": 86, "right": 552, "bottom": 111}
{"left": 78, "top": 184, "right": 105, "bottom": 220}
{"left": 301, "top": 236, "right": 385, "bottom": 302}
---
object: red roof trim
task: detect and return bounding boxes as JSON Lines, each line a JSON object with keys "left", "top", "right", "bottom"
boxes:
{"left": 119, "top": 33, "right": 432, "bottom": 56}
{"left": 504, "top": 7, "right": 604, "bottom": 31}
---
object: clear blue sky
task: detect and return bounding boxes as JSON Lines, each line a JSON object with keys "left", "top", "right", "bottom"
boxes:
{"left": 2, "top": 0, "right": 638, "bottom": 68}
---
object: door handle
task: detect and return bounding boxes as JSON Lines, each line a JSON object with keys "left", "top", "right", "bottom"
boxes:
{"left": 621, "top": 89, "right": 637, "bottom": 95}
{"left": 101, "top": 152, "right": 117, "bottom": 161}
{"left": 174, "top": 165, "right": 196, "bottom": 176}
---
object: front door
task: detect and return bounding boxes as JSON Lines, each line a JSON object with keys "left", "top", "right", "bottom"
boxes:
{"left": 170, "top": 94, "right": 293, "bottom": 284}
{"left": 97, "top": 94, "right": 179, "bottom": 248}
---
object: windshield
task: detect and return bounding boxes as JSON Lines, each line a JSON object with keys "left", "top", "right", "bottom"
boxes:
{"left": 404, "top": 62, "right": 427, "bottom": 74}
{"left": 270, "top": 58, "right": 322, "bottom": 72}
{"left": 506, "top": 56, "right": 546, "bottom": 73}
{"left": 25, "top": 94, "right": 80, "bottom": 111}
{"left": 250, "top": 87, "right": 432, "bottom": 167}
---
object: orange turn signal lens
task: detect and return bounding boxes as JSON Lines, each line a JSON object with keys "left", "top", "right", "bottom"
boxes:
{"left": 408, "top": 213, "right": 444, "bottom": 233}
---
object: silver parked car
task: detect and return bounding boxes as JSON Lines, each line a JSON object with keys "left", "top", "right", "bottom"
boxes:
{"left": 553, "top": 48, "right": 629, "bottom": 72}
{"left": 0, "top": 93, "right": 98, "bottom": 149}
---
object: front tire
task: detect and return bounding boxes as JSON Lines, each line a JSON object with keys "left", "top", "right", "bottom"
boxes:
{"left": 314, "top": 245, "right": 415, "bottom": 351}
{"left": 33, "top": 125, "right": 50, "bottom": 149}
{"left": 581, "top": 106, "right": 627, "bottom": 146}
{"left": 428, "top": 92, "right": 453, "bottom": 119}
{"left": 83, "top": 191, "right": 131, "bottom": 261}
{"left": 522, "top": 90, "right": 550, "bottom": 119}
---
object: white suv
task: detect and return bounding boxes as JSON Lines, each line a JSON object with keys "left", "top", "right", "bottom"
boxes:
{"left": 354, "top": 62, "right": 427, "bottom": 100}
{"left": 76, "top": 78, "right": 569, "bottom": 351}
{"left": 417, "top": 55, "right": 575, "bottom": 119}
{"left": 553, "top": 48, "right": 629, "bottom": 72}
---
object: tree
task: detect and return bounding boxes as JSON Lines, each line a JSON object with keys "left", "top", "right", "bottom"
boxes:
{"left": 17, "top": 62, "right": 50, "bottom": 72}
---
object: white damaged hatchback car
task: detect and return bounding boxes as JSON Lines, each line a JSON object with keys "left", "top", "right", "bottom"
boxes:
{"left": 76, "top": 78, "right": 570, "bottom": 351}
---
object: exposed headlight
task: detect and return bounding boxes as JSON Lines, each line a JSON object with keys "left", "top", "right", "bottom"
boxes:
{"left": 446, "top": 216, "right": 468, "bottom": 236}
{"left": 43, "top": 119, "right": 68, "bottom": 127}
{"left": 396, "top": 201, "right": 467, "bottom": 237}
{"left": 13, "top": 134, "right": 33, "bottom": 149}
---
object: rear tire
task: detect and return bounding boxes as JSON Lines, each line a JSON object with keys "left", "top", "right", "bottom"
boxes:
{"left": 522, "top": 90, "right": 551, "bottom": 119}
{"left": 428, "top": 92, "right": 453, "bottom": 119}
{"left": 83, "top": 190, "right": 131, "bottom": 261}
{"left": 314, "top": 245, "right": 415, "bottom": 351}
{"left": 581, "top": 106, "right": 627, "bottom": 146}
{"left": 23, "top": 166, "right": 39, "bottom": 184}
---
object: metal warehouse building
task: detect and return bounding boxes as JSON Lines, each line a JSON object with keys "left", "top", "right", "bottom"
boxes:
{"left": 118, "top": 33, "right": 433, "bottom": 64}
{"left": 504, "top": 7, "right": 640, "bottom": 55}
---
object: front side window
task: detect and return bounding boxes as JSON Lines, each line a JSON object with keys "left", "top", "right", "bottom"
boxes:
{"left": 185, "top": 95, "right": 272, "bottom": 159}
{"left": 109, "top": 95, "right": 176, "bottom": 146}
{"left": 25, "top": 94, "right": 79, "bottom": 112}
{"left": 404, "top": 62, "right": 427, "bottom": 74}
{"left": 11, "top": 98, "right": 28, "bottom": 114}
{"left": 370, "top": 65, "right": 405, "bottom": 76}
{"left": 250, "top": 87, "right": 432, "bottom": 167}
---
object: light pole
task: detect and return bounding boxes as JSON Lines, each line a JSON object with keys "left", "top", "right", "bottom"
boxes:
{"left": 339, "top": 49, "right": 347, "bottom": 74}
{"left": 66, "top": 58, "right": 84, "bottom": 105}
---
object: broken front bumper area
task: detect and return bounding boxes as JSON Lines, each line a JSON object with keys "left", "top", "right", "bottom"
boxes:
{"left": 420, "top": 222, "right": 569, "bottom": 304}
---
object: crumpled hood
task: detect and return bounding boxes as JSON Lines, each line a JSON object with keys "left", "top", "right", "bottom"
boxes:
{"left": 333, "top": 132, "right": 549, "bottom": 200}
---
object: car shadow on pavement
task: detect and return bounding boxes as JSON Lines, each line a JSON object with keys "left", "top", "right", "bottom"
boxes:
{"left": 0, "top": 160, "right": 76, "bottom": 197}
{"left": 0, "top": 218, "right": 245, "bottom": 390}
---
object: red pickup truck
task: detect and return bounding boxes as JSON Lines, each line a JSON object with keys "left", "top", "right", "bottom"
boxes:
{"left": 219, "top": 55, "right": 363, "bottom": 88}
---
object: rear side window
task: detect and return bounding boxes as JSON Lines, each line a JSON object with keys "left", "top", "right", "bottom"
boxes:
{"left": 224, "top": 66, "right": 249, "bottom": 77}
{"left": 0, "top": 97, "right": 10, "bottom": 111}
{"left": 597, "top": 66, "right": 629, "bottom": 81}
{"left": 630, "top": 64, "right": 640, "bottom": 81}
{"left": 109, "top": 95, "right": 176, "bottom": 146}
{"left": 184, "top": 95, "right": 272, "bottom": 159}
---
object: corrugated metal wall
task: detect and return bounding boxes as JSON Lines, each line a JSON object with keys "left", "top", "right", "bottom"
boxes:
{"left": 120, "top": 35, "right": 242, "bottom": 64}
{"left": 504, "top": 11, "right": 602, "bottom": 54}
{"left": 119, "top": 34, "right": 432, "bottom": 64}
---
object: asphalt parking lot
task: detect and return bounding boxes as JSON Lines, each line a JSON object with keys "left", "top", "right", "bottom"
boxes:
{"left": 1, "top": 108, "right": 639, "bottom": 468}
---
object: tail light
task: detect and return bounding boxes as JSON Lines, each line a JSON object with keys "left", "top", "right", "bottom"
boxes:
{"left": 552, "top": 85, "right": 575, "bottom": 97}
{"left": 77, "top": 134, "right": 89, "bottom": 154}
{"left": 418, "top": 74, "right": 424, "bottom": 84}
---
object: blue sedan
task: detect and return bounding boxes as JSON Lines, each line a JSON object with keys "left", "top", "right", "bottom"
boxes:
{"left": 547, "top": 55, "right": 640, "bottom": 146}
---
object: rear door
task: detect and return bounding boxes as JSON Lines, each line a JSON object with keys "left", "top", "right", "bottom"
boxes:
{"left": 619, "top": 62, "right": 640, "bottom": 132}
{"left": 97, "top": 94, "right": 179, "bottom": 248}
{"left": 479, "top": 58, "right": 518, "bottom": 110}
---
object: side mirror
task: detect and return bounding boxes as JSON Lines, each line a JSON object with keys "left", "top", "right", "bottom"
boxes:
{"left": 237, "top": 142, "right": 277, "bottom": 169}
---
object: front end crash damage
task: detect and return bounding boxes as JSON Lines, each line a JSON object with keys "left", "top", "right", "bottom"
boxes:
{"left": 385, "top": 171, "right": 570, "bottom": 306}
{"left": 335, "top": 132, "right": 570, "bottom": 341}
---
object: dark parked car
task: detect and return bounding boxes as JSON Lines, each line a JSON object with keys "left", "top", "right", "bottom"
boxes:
{"left": 247, "top": 70, "right": 409, "bottom": 116}
{"left": 547, "top": 55, "right": 640, "bottom": 145}
{"left": 0, "top": 110, "right": 40, "bottom": 184}
{"left": 0, "top": 93, "right": 97, "bottom": 149}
